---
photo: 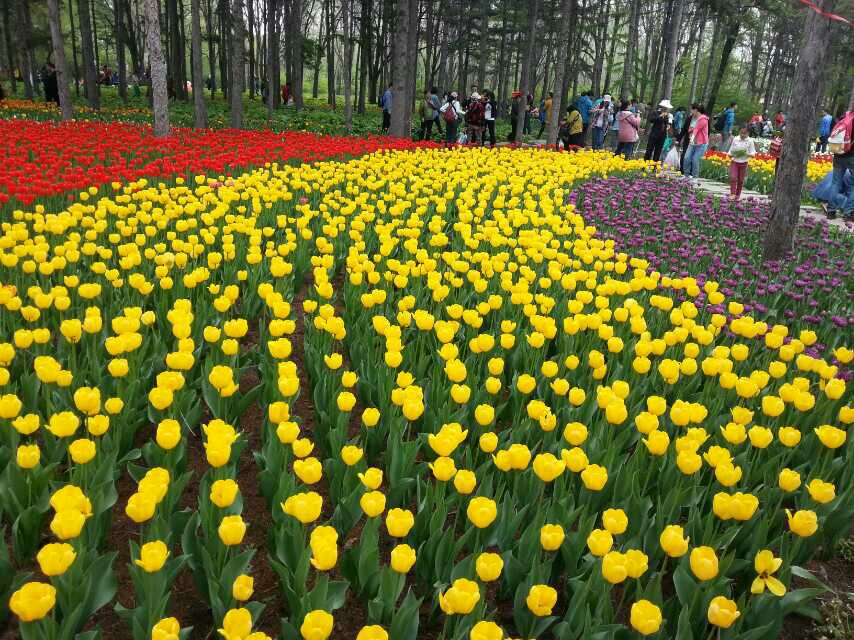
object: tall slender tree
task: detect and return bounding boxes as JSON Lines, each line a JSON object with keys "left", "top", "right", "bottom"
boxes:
{"left": 621, "top": 0, "right": 640, "bottom": 101}
{"left": 77, "top": 0, "right": 99, "bottom": 107}
{"left": 659, "top": 0, "right": 683, "bottom": 103}
{"left": 114, "top": 0, "right": 128, "bottom": 101}
{"left": 548, "top": 0, "right": 575, "bottom": 146}
{"left": 266, "top": 0, "right": 278, "bottom": 116}
{"left": 514, "top": 0, "right": 538, "bottom": 142}
{"left": 144, "top": 0, "right": 169, "bottom": 135}
{"left": 46, "top": 0, "right": 73, "bottom": 119}
{"left": 191, "top": 0, "right": 208, "bottom": 126}
{"left": 388, "top": 0, "right": 410, "bottom": 136}
{"left": 15, "top": 0, "right": 35, "bottom": 99}
{"left": 342, "top": 0, "right": 353, "bottom": 130}
{"left": 292, "top": 0, "right": 304, "bottom": 108}
{"left": 230, "top": 0, "right": 245, "bottom": 126}
{"left": 763, "top": 0, "right": 839, "bottom": 260}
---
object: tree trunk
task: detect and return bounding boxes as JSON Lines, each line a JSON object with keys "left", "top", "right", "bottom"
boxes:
{"left": 114, "top": 0, "right": 128, "bottom": 101}
{"left": 388, "top": 0, "right": 410, "bottom": 137}
{"left": 144, "top": 0, "right": 170, "bottom": 135}
{"left": 15, "top": 0, "right": 34, "bottom": 99}
{"left": 548, "top": 0, "right": 575, "bottom": 146}
{"left": 342, "top": 0, "right": 353, "bottom": 130}
{"left": 659, "top": 0, "right": 683, "bottom": 102}
{"left": 748, "top": 21, "right": 763, "bottom": 98}
{"left": 603, "top": 8, "right": 621, "bottom": 93}
{"left": 357, "top": 0, "right": 371, "bottom": 113}
{"left": 91, "top": 0, "right": 100, "bottom": 71}
{"left": 46, "top": 0, "right": 73, "bottom": 119}
{"left": 476, "top": 0, "right": 488, "bottom": 88}
{"left": 219, "top": 0, "right": 230, "bottom": 100}
{"left": 620, "top": 0, "right": 640, "bottom": 101}
{"left": 700, "top": 16, "right": 720, "bottom": 105}
{"left": 848, "top": 76, "right": 854, "bottom": 112}
{"left": 405, "top": 0, "right": 417, "bottom": 114}
{"left": 168, "top": 0, "right": 187, "bottom": 98}
{"left": 312, "top": 10, "right": 322, "bottom": 99}
{"left": 206, "top": 0, "right": 217, "bottom": 94}
{"left": 191, "top": 0, "right": 208, "bottom": 125}
{"left": 764, "top": 0, "right": 837, "bottom": 260}
{"left": 515, "top": 0, "right": 538, "bottom": 142}
{"left": 705, "top": 18, "right": 739, "bottom": 115}
{"left": 325, "top": 0, "right": 335, "bottom": 107}
{"left": 247, "top": 0, "right": 255, "bottom": 97}
{"left": 75, "top": 0, "right": 98, "bottom": 106}
{"left": 266, "top": 0, "right": 278, "bottom": 115}
{"left": 3, "top": 0, "right": 18, "bottom": 95}
{"left": 688, "top": 6, "right": 705, "bottom": 104}
{"left": 590, "top": 0, "right": 609, "bottom": 96}
{"left": 230, "top": 0, "right": 245, "bottom": 126}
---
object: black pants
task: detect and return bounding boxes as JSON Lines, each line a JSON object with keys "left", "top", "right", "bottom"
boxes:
{"left": 645, "top": 135, "right": 666, "bottom": 161}
{"left": 817, "top": 136, "right": 828, "bottom": 153}
{"left": 382, "top": 110, "right": 391, "bottom": 133}
{"left": 419, "top": 118, "right": 433, "bottom": 141}
{"left": 509, "top": 117, "right": 518, "bottom": 141}
{"left": 484, "top": 120, "right": 496, "bottom": 146}
{"left": 433, "top": 116, "right": 444, "bottom": 137}
{"left": 445, "top": 121, "right": 457, "bottom": 145}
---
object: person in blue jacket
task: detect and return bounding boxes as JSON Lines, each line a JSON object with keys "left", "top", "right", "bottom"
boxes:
{"left": 817, "top": 109, "right": 833, "bottom": 153}
{"left": 722, "top": 102, "right": 737, "bottom": 149}
{"left": 814, "top": 169, "right": 853, "bottom": 220}
{"left": 574, "top": 90, "right": 594, "bottom": 146}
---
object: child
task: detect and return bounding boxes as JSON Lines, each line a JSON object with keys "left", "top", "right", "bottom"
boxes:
{"left": 727, "top": 127, "right": 757, "bottom": 199}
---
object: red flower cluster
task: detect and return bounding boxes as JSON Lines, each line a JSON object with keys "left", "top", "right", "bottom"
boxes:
{"left": 0, "top": 120, "right": 433, "bottom": 204}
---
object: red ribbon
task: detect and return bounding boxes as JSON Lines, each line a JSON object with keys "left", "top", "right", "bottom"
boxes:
{"left": 799, "top": 0, "right": 854, "bottom": 27}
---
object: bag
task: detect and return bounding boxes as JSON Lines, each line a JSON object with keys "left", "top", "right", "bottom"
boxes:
{"left": 466, "top": 101, "right": 484, "bottom": 125}
{"left": 663, "top": 146, "right": 680, "bottom": 169}
{"left": 443, "top": 104, "right": 457, "bottom": 124}
{"left": 827, "top": 112, "right": 854, "bottom": 154}
{"left": 457, "top": 133, "right": 468, "bottom": 145}
{"left": 713, "top": 112, "right": 726, "bottom": 133}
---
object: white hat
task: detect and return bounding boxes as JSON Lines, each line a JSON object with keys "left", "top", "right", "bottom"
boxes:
{"left": 471, "top": 92, "right": 481, "bottom": 100}
{"left": 603, "top": 94, "right": 612, "bottom": 102}
{"left": 659, "top": 99, "right": 673, "bottom": 109}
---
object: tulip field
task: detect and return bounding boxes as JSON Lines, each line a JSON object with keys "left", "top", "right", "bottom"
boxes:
{"left": 699, "top": 151, "right": 833, "bottom": 197}
{"left": 0, "top": 120, "right": 852, "bottom": 640}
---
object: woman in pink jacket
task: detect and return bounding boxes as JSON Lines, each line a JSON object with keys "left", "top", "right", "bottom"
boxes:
{"left": 615, "top": 101, "right": 641, "bottom": 159}
{"left": 682, "top": 103, "right": 709, "bottom": 178}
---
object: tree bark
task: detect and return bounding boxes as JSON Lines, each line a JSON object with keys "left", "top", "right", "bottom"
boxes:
{"left": 548, "top": 0, "right": 575, "bottom": 146}
{"left": 15, "top": 0, "right": 35, "bottom": 99}
{"left": 91, "top": 0, "right": 100, "bottom": 71}
{"left": 700, "top": 16, "right": 720, "bottom": 105}
{"left": 292, "top": 0, "right": 304, "bottom": 108}
{"left": 476, "top": 0, "right": 488, "bottom": 88}
{"left": 3, "top": 0, "right": 18, "bottom": 95}
{"left": 357, "top": 0, "right": 371, "bottom": 113}
{"left": 191, "top": 0, "right": 208, "bottom": 126}
{"left": 325, "top": 0, "right": 336, "bottom": 107}
{"left": 388, "top": 0, "right": 410, "bottom": 137}
{"left": 75, "top": 0, "right": 99, "bottom": 106}
{"left": 247, "top": 0, "right": 256, "bottom": 97}
{"left": 659, "top": 0, "right": 683, "bottom": 103}
{"left": 342, "top": 0, "right": 353, "bottom": 130}
{"left": 206, "top": 0, "right": 217, "bottom": 93}
{"left": 219, "top": 0, "right": 230, "bottom": 100}
{"left": 620, "top": 0, "right": 640, "bottom": 101}
{"left": 266, "top": 0, "right": 278, "bottom": 115}
{"left": 514, "top": 0, "right": 538, "bottom": 142}
{"left": 705, "top": 18, "right": 739, "bottom": 116}
{"left": 46, "top": 0, "right": 73, "bottom": 119}
{"left": 144, "top": 0, "right": 170, "bottom": 135}
{"left": 405, "top": 0, "right": 417, "bottom": 115}
{"left": 114, "top": 0, "right": 128, "bottom": 101}
{"left": 230, "top": 0, "right": 245, "bottom": 126}
{"left": 687, "top": 6, "right": 705, "bottom": 105}
{"left": 168, "top": 0, "right": 188, "bottom": 99}
{"left": 763, "top": 0, "right": 837, "bottom": 261}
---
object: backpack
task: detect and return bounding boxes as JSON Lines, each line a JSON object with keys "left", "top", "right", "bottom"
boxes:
{"left": 466, "top": 101, "right": 484, "bottom": 125}
{"left": 443, "top": 103, "right": 457, "bottom": 123}
{"left": 827, "top": 112, "right": 854, "bottom": 155}
{"left": 713, "top": 112, "right": 726, "bottom": 133}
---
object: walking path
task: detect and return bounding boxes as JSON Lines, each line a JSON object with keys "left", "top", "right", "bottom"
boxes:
{"left": 690, "top": 176, "right": 852, "bottom": 232}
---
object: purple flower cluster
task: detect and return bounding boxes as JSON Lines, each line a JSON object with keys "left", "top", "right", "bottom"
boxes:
{"left": 571, "top": 177, "right": 853, "bottom": 367}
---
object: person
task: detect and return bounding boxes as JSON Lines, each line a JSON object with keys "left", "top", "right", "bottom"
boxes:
{"left": 575, "top": 90, "right": 594, "bottom": 144}
{"left": 672, "top": 107, "right": 685, "bottom": 140}
{"left": 537, "top": 92, "right": 553, "bottom": 138}
{"left": 559, "top": 104, "right": 584, "bottom": 149}
{"left": 509, "top": 91, "right": 522, "bottom": 141}
{"left": 774, "top": 110, "right": 786, "bottom": 131}
{"left": 465, "top": 91, "right": 485, "bottom": 144}
{"left": 726, "top": 127, "right": 757, "bottom": 200}
{"left": 440, "top": 91, "right": 464, "bottom": 145}
{"left": 825, "top": 110, "right": 854, "bottom": 220}
{"left": 721, "top": 102, "right": 737, "bottom": 149}
{"left": 42, "top": 63, "right": 59, "bottom": 104}
{"left": 769, "top": 130, "right": 784, "bottom": 185}
{"left": 281, "top": 82, "right": 291, "bottom": 105}
{"left": 610, "top": 106, "right": 621, "bottom": 150}
{"left": 464, "top": 84, "right": 479, "bottom": 110}
{"left": 380, "top": 83, "right": 392, "bottom": 134}
{"left": 418, "top": 89, "right": 435, "bottom": 141}
{"left": 644, "top": 99, "right": 673, "bottom": 162}
{"left": 616, "top": 100, "right": 641, "bottom": 158}
{"left": 590, "top": 94, "right": 612, "bottom": 150}
{"left": 817, "top": 109, "right": 833, "bottom": 154}
{"left": 428, "top": 87, "right": 443, "bottom": 139}
{"left": 814, "top": 168, "right": 853, "bottom": 219}
{"left": 523, "top": 93, "right": 534, "bottom": 134}
{"left": 483, "top": 92, "right": 497, "bottom": 147}
{"left": 682, "top": 103, "right": 709, "bottom": 179}
{"left": 762, "top": 117, "right": 773, "bottom": 137}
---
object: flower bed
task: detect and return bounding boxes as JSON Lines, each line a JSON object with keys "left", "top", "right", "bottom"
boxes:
{"left": 572, "top": 176, "right": 853, "bottom": 351}
{"left": 0, "top": 119, "right": 433, "bottom": 205}
{"left": 700, "top": 151, "right": 832, "bottom": 196}
{"left": 0, "top": 147, "right": 851, "bottom": 640}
